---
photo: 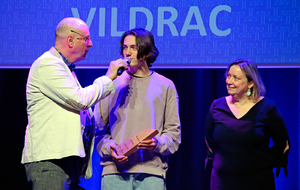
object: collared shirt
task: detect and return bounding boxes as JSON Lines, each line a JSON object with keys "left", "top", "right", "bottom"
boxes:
{"left": 55, "top": 48, "right": 76, "bottom": 72}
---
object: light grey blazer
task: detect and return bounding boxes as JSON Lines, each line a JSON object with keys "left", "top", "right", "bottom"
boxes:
{"left": 21, "top": 47, "right": 114, "bottom": 178}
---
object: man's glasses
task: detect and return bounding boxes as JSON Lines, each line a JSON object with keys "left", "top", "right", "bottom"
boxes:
{"left": 70, "top": 30, "right": 90, "bottom": 42}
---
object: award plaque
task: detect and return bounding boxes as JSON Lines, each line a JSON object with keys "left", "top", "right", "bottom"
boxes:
{"left": 115, "top": 128, "right": 159, "bottom": 156}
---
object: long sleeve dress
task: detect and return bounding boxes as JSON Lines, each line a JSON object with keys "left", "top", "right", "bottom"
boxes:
{"left": 205, "top": 97, "right": 290, "bottom": 190}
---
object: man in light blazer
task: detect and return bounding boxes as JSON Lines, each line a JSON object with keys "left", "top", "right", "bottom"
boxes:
{"left": 21, "top": 17, "right": 128, "bottom": 189}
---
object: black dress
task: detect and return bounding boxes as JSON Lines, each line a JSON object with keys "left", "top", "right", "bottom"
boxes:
{"left": 205, "top": 97, "right": 289, "bottom": 190}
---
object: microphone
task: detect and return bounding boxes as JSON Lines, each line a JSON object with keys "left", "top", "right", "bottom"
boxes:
{"left": 117, "top": 58, "right": 131, "bottom": 76}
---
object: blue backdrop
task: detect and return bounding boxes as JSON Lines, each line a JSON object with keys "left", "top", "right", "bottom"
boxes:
{"left": 0, "top": 0, "right": 299, "bottom": 68}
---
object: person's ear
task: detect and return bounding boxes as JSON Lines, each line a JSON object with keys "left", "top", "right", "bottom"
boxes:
{"left": 248, "top": 80, "right": 254, "bottom": 89}
{"left": 67, "top": 36, "right": 74, "bottom": 47}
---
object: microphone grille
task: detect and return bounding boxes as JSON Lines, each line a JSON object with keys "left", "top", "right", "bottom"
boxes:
{"left": 124, "top": 57, "right": 131, "bottom": 64}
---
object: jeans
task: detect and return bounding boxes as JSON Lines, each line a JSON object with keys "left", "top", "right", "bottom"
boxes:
{"left": 101, "top": 173, "right": 166, "bottom": 190}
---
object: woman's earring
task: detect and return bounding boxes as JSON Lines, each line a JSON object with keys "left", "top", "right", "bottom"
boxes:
{"left": 247, "top": 88, "right": 251, "bottom": 96}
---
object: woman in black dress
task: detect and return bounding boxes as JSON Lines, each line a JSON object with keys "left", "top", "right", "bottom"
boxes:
{"left": 205, "top": 59, "right": 290, "bottom": 190}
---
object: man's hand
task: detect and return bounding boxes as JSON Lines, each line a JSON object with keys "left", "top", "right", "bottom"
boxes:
{"left": 137, "top": 137, "right": 158, "bottom": 151}
{"left": 110, "top": 145, "right": 128, "bottom": 164}
{"left": 106, "top": 59, "right": 128, "bottom": 80}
